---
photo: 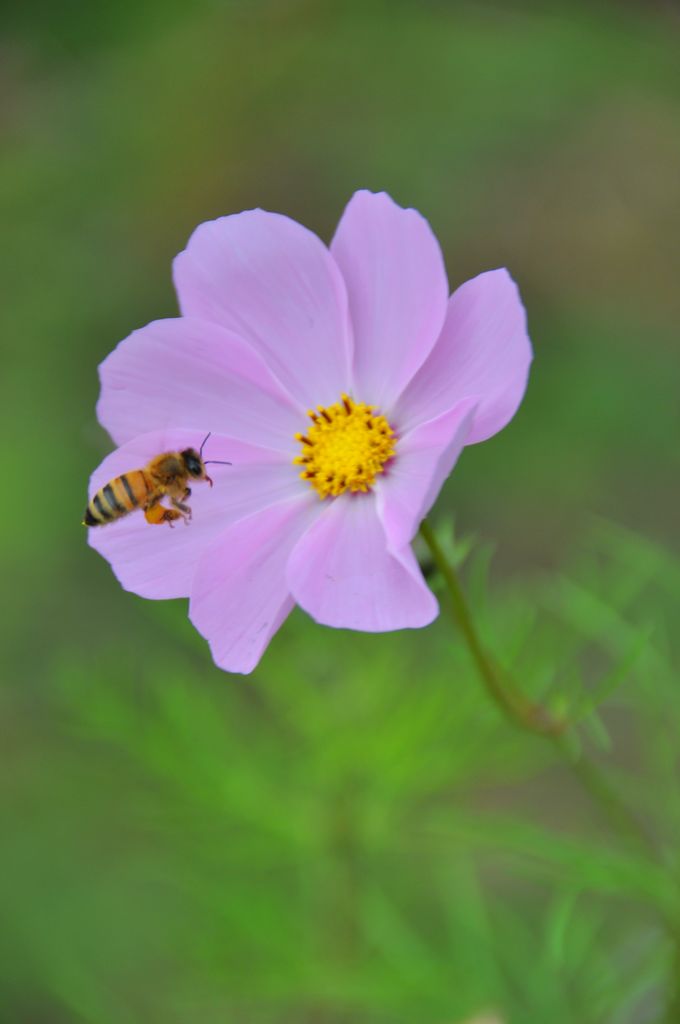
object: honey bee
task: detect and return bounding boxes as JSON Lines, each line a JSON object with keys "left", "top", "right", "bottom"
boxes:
{"left": 83, "top": 433, "right": 230, "bottom": 528}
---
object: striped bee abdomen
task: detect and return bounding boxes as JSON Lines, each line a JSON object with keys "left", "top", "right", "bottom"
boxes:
{"left": 83, "top": 471, "right": 152, "bottom": 527}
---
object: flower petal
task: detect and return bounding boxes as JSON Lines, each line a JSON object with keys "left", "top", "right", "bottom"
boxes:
{"left": 97, "top": 318, "right": 302, "bottom": 451}
{"left": 173, "top": 210, "right": 352, "bottom": 409}
{"left": 394, "top": 269, "right": 533, "bottom": 441}
{"left": 287, "top": 496, "right": 438, "bottom": 632}
{"left": 330, "top": 190, "right": 448, "bottom": 409}
{"left": 189, "top": 496, "right": 319, "bottom": 675}
{"left": 375, "top": 398, "right": 478, "bottom": 553}
{"left": 87, "top": 430, "right": 300, "bottom": 600}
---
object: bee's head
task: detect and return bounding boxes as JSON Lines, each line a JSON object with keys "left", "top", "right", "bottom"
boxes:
{"left": 180, "top": 448, "right": 209, "bottom": 482}
{"left": 181, "top": 434, "right": 231, "bottom": 487}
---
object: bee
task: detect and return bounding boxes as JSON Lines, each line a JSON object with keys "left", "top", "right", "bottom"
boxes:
{"left": 83, "top": 433, "right": 230, "bottom": 528}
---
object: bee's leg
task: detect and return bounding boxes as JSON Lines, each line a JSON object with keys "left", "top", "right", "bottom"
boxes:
{"left": 144, "top": 500, "right": 182, "bottom": 527}
{"left": 171, "top": 496, "right": 192, "bottom": 523}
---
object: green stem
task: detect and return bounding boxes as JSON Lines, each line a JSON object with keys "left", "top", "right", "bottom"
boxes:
{"left": 555, "top": 737, "right": 656, "bottom": 858}
{"left": 419, "top": 518, "right": 656, "bottom": 857}
{"left": 420, "top": 518, "right": 678, "bottom": 1015}
{"left": 420, "top": 519, "right": 565, "bottom": 737}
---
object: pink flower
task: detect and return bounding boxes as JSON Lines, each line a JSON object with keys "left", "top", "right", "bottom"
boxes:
{"left": 88, "top": 190, "right": 531, "bottom": 673}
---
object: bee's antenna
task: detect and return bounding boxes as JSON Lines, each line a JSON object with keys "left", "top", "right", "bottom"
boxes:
{"left": 199, "top": 431, "right": 212, "bottom": 458}
{"left": 200, "top": 431, "right": 231, "bottom": 467}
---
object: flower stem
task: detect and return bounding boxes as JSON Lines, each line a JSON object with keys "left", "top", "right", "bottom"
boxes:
{"left": 419, "top": 517, "right": 657, "bottom": 856}
{"left": 419, "top": 518, "right": 565, "bottom": 737}
{"left": 420, "top": 517, "right": 679, "bottom": 1013}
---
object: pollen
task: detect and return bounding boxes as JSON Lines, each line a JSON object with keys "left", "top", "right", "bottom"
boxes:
{"left": 294, "top": 394, "right": 396, "bottom": 499}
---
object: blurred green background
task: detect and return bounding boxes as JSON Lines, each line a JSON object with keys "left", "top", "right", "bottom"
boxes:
{"left": 2, "top": 1, "right": 679, "bottom": 1021}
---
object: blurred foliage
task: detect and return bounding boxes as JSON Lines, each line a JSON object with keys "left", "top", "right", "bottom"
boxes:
{"left": 2, "top": 0, "right": 680, "bottom": 1021}
{"left": 2, "top": 522, "right": 679, "bottom": 1022}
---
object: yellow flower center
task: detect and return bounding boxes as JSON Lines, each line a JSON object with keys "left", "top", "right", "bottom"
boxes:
{"left": 294, "top": 394, "right": 396, "bottom": 499}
